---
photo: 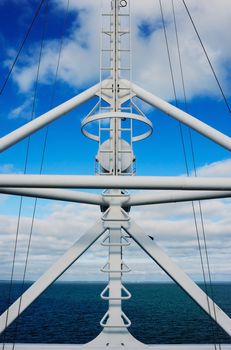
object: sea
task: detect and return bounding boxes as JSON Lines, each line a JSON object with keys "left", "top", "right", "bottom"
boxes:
{"left": 0, "top": 281, "right": 230, "bottom": 344}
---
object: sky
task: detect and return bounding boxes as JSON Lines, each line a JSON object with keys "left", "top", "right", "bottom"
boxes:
{"left": 0, "top": 0, "right": 231, "bottom": 284}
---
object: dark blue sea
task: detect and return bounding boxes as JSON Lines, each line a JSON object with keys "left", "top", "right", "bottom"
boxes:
{"left": 0, "top": 282, "right": 230, "bottom": 344}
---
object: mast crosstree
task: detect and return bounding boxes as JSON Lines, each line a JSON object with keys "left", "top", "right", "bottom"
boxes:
{"left": 0, "top": 0, "right": 231, "bottom": 349}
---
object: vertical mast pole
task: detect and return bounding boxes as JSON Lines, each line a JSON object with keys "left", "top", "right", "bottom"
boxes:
{"left": 99, "top": 0, "right": 131, "bottom": 333}
{"left": 108, "top": 0, "right": 123, "bottom": 327}
{"left": 111, "top": 0, "right": 120, "bottom": 175}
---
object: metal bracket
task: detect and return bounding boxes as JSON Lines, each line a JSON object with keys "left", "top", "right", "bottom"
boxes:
{"left": 100, "top": 311, "right": 131, "bottom": 328}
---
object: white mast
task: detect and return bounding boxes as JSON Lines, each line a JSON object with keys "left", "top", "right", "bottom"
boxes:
{"left": 0, "top": 0, "right": 231, "bottom": 349}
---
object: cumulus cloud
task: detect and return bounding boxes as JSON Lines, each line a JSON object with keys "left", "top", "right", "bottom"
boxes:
{"left": 8, "top": 98, "right": 34, "bottom": 120}
{"left": 6, "top": 0, "right": 231, "bottom": 102}
{"left": 11, "top": 1, "right": 101, "bottom": 93}
{"left": 196, "top": 158, "right": 231, "bottom": 177}
{"left": 131, "top": 0, "right": 231, "bottom": 100}
{"left": 0, "top": 158, "right": 231, "bottom": 282}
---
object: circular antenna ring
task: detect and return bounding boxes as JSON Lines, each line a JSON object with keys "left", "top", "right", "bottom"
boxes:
{"left": 81, "top": 112, "right": 153, "bottom": 142}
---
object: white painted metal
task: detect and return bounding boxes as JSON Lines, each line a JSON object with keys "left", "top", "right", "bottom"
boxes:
{"left": 1, "top": 174, "right": 231, "bottom": 191}
{"left": 1, "top": 188, "right": 231, "bottom": 206}
{"left": 124, "top": 218, "right": 231, "bottom": 337}
{"left": 128, "top": 81, "right": 231, "bottom": 151}
{"left": 0, "top": 220, "right": 105, "bottom": 334}
{"left": 99, "top": 203, "right": 131, "bottom": 329}
{"left": 86, "top": 327, "right": 148, "bottom": 348}
{"left": 97, "top": 139, "right": 134, "bottom": 172}
{"left": 0, "top": 187, "right": 104, "bottom": 206}
{"left": 1, "top": 0, "right": 231, "bottom": 347}
{"left": 90, "top": 0, "right": 138, "bottom": 176}
{"left": 128, "top": 190, "right": 231, "bottom": 206}
{"left": 0, "top": 83, "right": 100, "bottom": 152}
{"left": 1, "top": 345, "right": 231, "bottom": 350}
{"left": 81, "top": 111, "right": 153, "bottom": 142}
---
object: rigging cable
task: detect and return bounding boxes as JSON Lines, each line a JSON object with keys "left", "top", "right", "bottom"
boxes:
{"left": 159, "top": 0, "right": 219, "bottom": 346}
{"left": 1, "top": 2, "right": 48, "bottom": 350}
{"left": 171, "top": 0, "right": 221, "bottom": 347}
{"left": 181, "top": 0, "right": 231, "bottom": 114}
{"left": 10, "top": 1, "right": 70, "bottom": 348}
{"left": 0, "top": 0, "right": 46, "bottom": 97}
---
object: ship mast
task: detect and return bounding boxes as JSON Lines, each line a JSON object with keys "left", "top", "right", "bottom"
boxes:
{"left": 0, "top": 0, "right": 231, "bottom": 348}
{"left": 97, "top": 0, "right": 133, "bottom": 337}
{"left": 96, "top": 0, "right": 135, "bottom": 177}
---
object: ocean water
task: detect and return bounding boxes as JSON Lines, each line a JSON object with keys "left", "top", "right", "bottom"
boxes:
{"left": 0, "top": 281, "right": 230, "bottom": 344}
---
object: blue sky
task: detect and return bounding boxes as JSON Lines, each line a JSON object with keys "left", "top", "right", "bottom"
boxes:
{"left": 0, "top": 0, "right": 231, "bottom": 282}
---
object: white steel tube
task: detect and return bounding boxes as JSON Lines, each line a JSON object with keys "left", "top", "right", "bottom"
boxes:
{"left": 0, "top": 83, "right": 100, "bottom": 152}
{"left": 130, "top": 81, "right": 231, "bottom": 151}
{"left": 128, "top": 190, "right": 231, "bottom": 206}
{"left": 1, "top": 175, "right": 231, "bottom": 191}
{"left": 0, "top": 187, "right": 104, "bottom": 206}
{"left": 0, "top": 220, "right": 105, "bottom": 334}
{"left": 125, "top": 220, "right": 231, "bottom": 337}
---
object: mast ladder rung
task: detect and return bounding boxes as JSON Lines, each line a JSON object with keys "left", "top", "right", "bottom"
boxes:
{"left": 100, "top": 262, "right": 131, "bottom": 273}
{"left": 101, "top": 241, "right": 131, "bottom": 247}
{"left": 118, "top": 106, "right": 132, "bottom": 110}
{"left": 101, "top": 29, "right": 130, "bottom": 35}
{"left": 119, "top": 67, "right": 131, "bottom": 71}
{"left": 97, "top": 171, "right": 113, "bottom": 176}
{"left": 101, "top": 67, "right": 113, "bottom": 71}
{"left": 100, "top": 311, "right": 131, "bottom": 328}
{"left": 101, "top": 285, "right": 131, "bottom": 300}
{"left": 101, "top": 235, "right": 130, "bottom": 246}
{"left": 100, "top": 150, "right": 113, "bottom": 153}
{"left": 118, "top": 87, "right": 131, "bottom": 90}
{"left": 119, "top": 150, "right": 132, "bottom": 153}
{"left": 119, "top": 49, "right": 130, "bottom": 52}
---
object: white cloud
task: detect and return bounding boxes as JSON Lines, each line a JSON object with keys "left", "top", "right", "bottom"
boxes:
{"left": 6, "top": 0, "right": 231, "bottom": 102}
{"left": 131, "top": 0, "right": 231, "bottom": 100}
{"left": 8, "top": 98, "right": 33, "bottom": 120}
{"left": 196, "top": 158, "right": 231, "bottom": 177}
{"left": 1, "top": 2, "right": 230, "bottom": 330}
{"left": 0, "top": 163, "right": 14, "bottom": 173}
{"left": 11, "top": 2, "right": 101, "bottom": 93}
{"left": 0, "top": 158, "right": 231, "bottom": 282}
